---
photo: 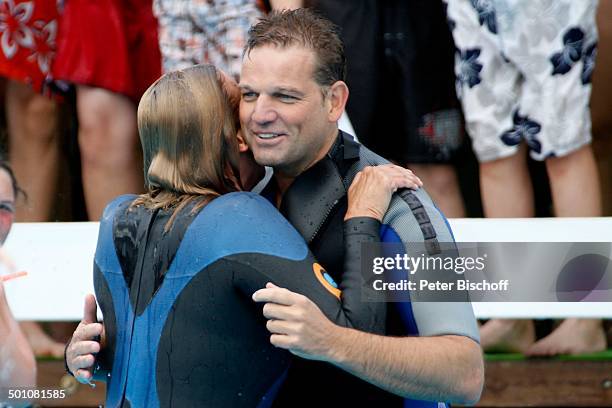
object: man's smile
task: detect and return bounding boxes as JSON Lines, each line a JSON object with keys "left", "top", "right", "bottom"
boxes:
{"left": 256, "top": 132, "right": 284, "bottom": 140}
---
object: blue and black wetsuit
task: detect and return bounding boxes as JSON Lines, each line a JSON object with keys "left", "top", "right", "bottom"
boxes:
{"left": 94, "top": 191, "right": 385, "bottom": 408}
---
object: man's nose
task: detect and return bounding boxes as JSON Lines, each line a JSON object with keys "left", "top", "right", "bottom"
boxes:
{"left": 251, "top": 95, "right": 277, "bottom": 124}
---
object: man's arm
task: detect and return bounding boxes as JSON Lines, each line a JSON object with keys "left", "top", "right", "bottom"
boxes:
{"left": 65, "top": 294, "right": 106, "bottom": 384}
{"left": 317, "top": 324, "right": 484, "bottom": 405}
{"left": 255, "top": 164, "right": 482, "bottom": 404}
{"left": 254, "top": 287, "right": 484, "bottom": 405}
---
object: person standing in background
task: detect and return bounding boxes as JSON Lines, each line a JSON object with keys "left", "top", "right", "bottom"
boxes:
{"left": 154, "top": 0, "right": 264, "bottom": 79}
{"left": 0, "top": 0, "right": 65, "bottom": 358}
{"left": 445, "top": 0, "right": 605, "bottom": 355}
{"left": 52, "top": 0, "right": 161, "bottom": 220}
{"left": 0, "top": 160, "right": 36, "bottom": 395}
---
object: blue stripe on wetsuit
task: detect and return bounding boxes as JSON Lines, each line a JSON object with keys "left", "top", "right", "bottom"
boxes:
{"left": 95, "top": 192, "right": 309, "bottom": 408}
{"left": 380, "top": 223, "right": 449, "bottom": 408}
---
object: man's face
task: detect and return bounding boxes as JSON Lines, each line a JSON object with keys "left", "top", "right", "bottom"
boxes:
{"left": 239, "top": 45, "right": 336, "bottom": 177}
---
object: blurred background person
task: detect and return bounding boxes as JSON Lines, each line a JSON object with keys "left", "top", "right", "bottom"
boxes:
{"left": 155, "top": 0, "right": 265, "bottom": 79}
{"left": 52, "top": 0, "right": 161, "bottom": 220}
{"left": 0, "top": 159, "right": 36, "bottom": 393}
{"left": 445, "top": 0, "right": 605, "bottom": 355}
{"left": 0, "top": 0, "right": 65, "bottom": 358}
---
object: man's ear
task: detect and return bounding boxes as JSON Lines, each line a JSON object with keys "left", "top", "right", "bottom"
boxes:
{"left": 236, "top": 130, "right": 249, "bottom": 153}
{"left": 327, "top": 81, "right": 349, "bottom": 122}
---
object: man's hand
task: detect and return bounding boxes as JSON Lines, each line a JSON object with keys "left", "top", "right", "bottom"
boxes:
{"left": 65, "top": 294, "right": 104, "bottom": 384}
{"left": 345, "top": 164, "right": 422, "bottom": 221}
{"left": 252, "top": 282, "right": 341, "bottom": 361}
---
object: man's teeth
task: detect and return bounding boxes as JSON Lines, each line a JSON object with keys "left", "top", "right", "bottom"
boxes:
{"left": 258, "top": 133, "right": 280, "bottom": 139}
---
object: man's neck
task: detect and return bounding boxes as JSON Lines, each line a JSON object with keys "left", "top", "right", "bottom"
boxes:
{"left": 273, "top": 174, "right": 295, "bottom": 208}
{"left": 272, "top": 129, "right": 340, "bottom": 207}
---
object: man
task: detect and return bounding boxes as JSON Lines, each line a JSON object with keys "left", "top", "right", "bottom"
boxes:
{"left": 240, "top": 9, "right": 483, "bottom": 406}
{"left": 67, "top": 9, "right": 483, "bottom": 406}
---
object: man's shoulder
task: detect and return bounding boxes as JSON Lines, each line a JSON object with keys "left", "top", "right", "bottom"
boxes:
{"left": 350, "top": 140, "right": 390, "bottom": 168}
{"left": 346, "top": 142, "right": 455, "bottom": 243}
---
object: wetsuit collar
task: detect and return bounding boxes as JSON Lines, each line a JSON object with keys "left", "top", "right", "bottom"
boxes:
{"left": 279, "top": 130, "right": 361, "bottom": 243}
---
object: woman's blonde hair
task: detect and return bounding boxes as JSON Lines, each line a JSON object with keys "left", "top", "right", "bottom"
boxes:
{"left": 133, "top": 64, "right": 242, "bottom": 229}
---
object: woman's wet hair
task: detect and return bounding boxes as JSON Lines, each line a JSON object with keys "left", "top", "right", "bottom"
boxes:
{"left": 134, "top": 64, "right": 242, "bottom": 229}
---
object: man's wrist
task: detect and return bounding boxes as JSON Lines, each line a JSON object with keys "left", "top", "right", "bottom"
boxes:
{"left": 63, "top": 339, "right": 73, "bottom": 377}
{"left": 322, "top": 324, "right": 351, "bottom": 364}
{"left": 344, "top": 209, "right": 383, "bottom": 222}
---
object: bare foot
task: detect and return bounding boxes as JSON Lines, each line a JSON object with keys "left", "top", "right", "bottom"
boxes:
{"left": 526, "top": 319, "right": 606, "bottom": 357}
{"left": 480, "top": 319, "right": 535, "bottom": 353}
{"left": 19, "top": 321, "right": 65, "bottom": 358}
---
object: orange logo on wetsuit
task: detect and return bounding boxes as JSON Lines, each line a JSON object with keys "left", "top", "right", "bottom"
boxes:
{"left": 313, "top": 263, "right": 341, "bottom": 300}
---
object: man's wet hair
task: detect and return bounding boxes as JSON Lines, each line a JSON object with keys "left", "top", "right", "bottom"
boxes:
{"left": 245, "top": 8, "right": 346, "bottom": 87}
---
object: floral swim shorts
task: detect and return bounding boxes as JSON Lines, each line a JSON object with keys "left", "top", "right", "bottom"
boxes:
{"left": 154, "top": 0, "right": 262, "bottom": 79}
{"left": 445, "top": 0, "right": 598, "bottom": 162}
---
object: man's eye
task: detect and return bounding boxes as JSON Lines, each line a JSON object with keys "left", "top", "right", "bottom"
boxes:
{"left": 278, "top": 94, "right": 297, "bottom": 102}
{"left": 241, "top": 92, "right": 257, "bottom": 100}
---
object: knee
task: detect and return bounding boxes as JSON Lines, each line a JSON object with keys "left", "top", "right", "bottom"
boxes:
{"left": 78, "top": 118, "right": 108, "bottom": 166}
{"left": 19, "top": 95, "right": 58, "bottom": 144}
{"left": 77, "top": 91, "right": 138, "bottom": 165}
{"left": 480, "top": 150, "right": 528, "bottom": 179}
{"left": 427, "top": 165, "right": 460, "bottom": 194}
{"left": 545, "top": 145, "right": 594, "bottom": 179}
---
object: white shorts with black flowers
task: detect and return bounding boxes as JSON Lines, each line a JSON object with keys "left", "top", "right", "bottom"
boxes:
{"left": 445, "top": 0, "right": 598, "bottom": 162}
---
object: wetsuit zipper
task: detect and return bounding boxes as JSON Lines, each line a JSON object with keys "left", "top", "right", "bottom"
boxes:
{"left": 309, "top": 198, "right": 340, "bottom": 243}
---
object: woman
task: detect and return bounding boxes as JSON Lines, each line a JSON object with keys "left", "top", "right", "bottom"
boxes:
{"left": 0, "top": 161, "right": 36, "bottom": 395}
{"left": 67, "top": 64, "right": 420, "bottom": 407}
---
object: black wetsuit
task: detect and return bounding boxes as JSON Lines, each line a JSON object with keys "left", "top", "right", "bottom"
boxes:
{"left": 94, "top": 191, "right": 385, "bottom": 407}
{"left": 269, "top": 132, "right": 480, "bottom": 407}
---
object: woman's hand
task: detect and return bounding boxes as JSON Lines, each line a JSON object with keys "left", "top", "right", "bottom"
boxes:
{"left": 345, "top": 164, "right": 422, "bottom": 222}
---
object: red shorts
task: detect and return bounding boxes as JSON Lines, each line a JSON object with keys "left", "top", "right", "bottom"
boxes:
{"left": 0, "top": 0, "right": 60, "bottom": 92}
{"left": 52, "top": 0, "right": 161, "bottom": 101}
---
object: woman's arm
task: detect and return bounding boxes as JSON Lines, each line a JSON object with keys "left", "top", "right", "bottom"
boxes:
{"left": 0, "top": 281, "right": 36, "bottom": 391}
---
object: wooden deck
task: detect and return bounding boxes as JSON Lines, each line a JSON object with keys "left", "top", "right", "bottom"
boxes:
{"left": 33, "top": 354, "right": 612, "bottom": 407}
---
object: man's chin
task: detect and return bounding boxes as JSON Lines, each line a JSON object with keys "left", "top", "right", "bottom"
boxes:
{"left": 252, "top": 151, "right": 285, "bottom": 168}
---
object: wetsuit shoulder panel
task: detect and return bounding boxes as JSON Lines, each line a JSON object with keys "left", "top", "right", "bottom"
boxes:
{"left": 346, "top": 144, "right": 480, "bottom": 342}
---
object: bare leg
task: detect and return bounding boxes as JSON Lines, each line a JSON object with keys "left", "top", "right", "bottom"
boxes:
{"left": 478, "top": 144, "right": 536, "bottom": 352}
{"left": 77, "top": 86, "right": 143, "bottom": 220}
{"left": 479, "top": 319, "right": 535, "bottom": 354}
{"left": 18, "top": 321, "right": 64, "bottom": 358}
{"left": 479, "top": 144, "right": 534, "bottom": 218}
{"left": 5, "top": 80, "right": 66, "bottom": 357}
{"left": 408, "top": 164, "right": 466, "bottom": 218}
{"left": 6, "top": 80, "right": 58, "bottom": 221}
{"left": 547, "top": 144, "right": 601, "bottom": 217}
{"left": 527, "top": 319, "right": 606, "bottom": 356}
{"left": 528, "top": 145, "right": 605, "bottom": 356}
